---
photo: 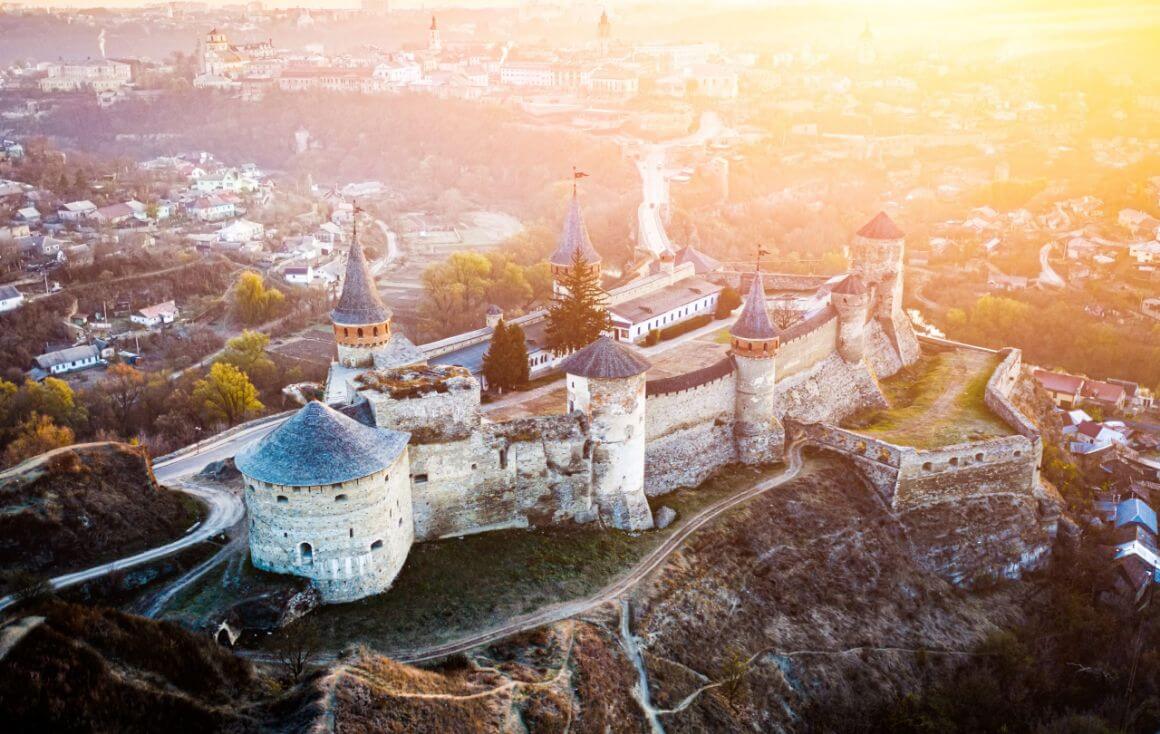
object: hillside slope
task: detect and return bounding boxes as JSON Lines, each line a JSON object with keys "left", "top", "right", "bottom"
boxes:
{"left": 0, "top": 601, "right": 321, "bottom": 733}
{"left": 0, "top": 443, "right": 201, "bottom": 594}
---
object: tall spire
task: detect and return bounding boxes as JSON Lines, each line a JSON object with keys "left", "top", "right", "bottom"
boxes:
{"left": 331, "top": 207, "right": 390, "bottom": 326}
{"left": 550, "top": 188, "right": 601, "bottom": 268}
{"left": 731, "top": 273, "right": 778, "bottom": 341}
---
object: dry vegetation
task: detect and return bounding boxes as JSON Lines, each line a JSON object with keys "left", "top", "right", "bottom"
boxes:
{"left": 843, "top": 348, "right": 1011, "bottom": 448}
{"left": 0, "top": 443, "right": 202, "bottom": 595}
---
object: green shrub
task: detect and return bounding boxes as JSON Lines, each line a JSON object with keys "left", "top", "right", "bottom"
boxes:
{"left": 659, "top": 314, "right": 713, "bottom": 341}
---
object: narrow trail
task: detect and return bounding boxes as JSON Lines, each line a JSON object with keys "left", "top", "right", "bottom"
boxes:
{"left": 135, "top": 534, "right": 244, "bottom": 619}
{"left": 620, "top": 599, "right": 665, "bottom": 733}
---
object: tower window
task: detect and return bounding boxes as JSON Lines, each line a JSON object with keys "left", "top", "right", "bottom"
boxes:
{"left": 335, "top": 494, "right": 348, "bottom": 502}
{"left": 357, "top": 327, "right": 364, "bottom": 337}
{"left": 370, "top": 539, "right": 383, "bottom": 551}
{"left": 276, "top": 495, "right": 288, "bottom": 504}
{"left": 298, "top": 542, "right": 313, "bottom": 564}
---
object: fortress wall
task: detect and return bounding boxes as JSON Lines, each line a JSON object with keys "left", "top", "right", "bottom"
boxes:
{"left": 245, "top": 459, "right": 414, "bottom": 603}
{"left": 790, "top": 421, "right": 902, "bottom": 501}
{"left": 407, "top": 414, "right": 595, "bottom": 542}
{"left": 643, "top": 371, "right": 738, "bottom": 495}
{"left": 645, "top": 421, "right": 737, "bottom": 496}
{"left": 863, "top": 317, "right": 906, "bottom": 378}
{"left": 774, "top": 353, "right": 888, "bottom": 425}
{"left": 645, "top": 372, "right": 736, "bottom": 441}
{"left": 774, "top": 311, "right": 838, "bottom": 380}
{"left": 892, "top": 435, "right": 1037, "bottom": 512}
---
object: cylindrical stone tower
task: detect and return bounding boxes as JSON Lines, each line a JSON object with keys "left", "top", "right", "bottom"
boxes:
{"left": 332, "top": 238, "right": 392, "bottom": 368}
{"left": 731, "top": 273, "right": 784, "bottom": 465}
{"left": 561, "top": 337, "right": 654, "bottom": 531}
{"left": 831, "top": 274, "right": 870, "bottom": 363}
{"left": 236, "top": 401, "right": 413, "bottom": 603}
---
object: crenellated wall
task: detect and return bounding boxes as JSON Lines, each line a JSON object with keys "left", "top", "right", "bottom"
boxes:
{"left": 774, "top": 308, "right": 839, "bottom": 380}
{"left": 644, "top": 359, "right": 738, "bottom": 495}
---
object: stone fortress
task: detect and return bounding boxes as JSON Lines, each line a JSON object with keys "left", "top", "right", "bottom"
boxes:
{"left": 237, "top": 200, "right": 1053, "bottom": 603}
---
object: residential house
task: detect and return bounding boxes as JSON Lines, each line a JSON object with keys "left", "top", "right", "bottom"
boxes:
{"left": 0, "top": 284, "right": 23, "bottom": 312}
{"left": 1034, "top": 370, "right": 1084, "bottom": 408}
{"left": 1144, "top": 297, "right": 1160, "bottom": 321}
{"left": 33, "top": 343, "right": 103, "bottom": 376}
{"left": 219, "top": 218, "right": 265, "bottom": 243}
{"left": 284, "top": 265, "right": 315, "bottom": 285}
{"left": 1081, "top": 380, "right": 1127, "bottom": 410}
{"left": 59, "top": 200, "right": 97, "bottom": 222}
{"left": 189, "top": 196, "right": 236, "bottom": 222}
{"left": 130, "top": 300, "right": 179, "bottom": 328}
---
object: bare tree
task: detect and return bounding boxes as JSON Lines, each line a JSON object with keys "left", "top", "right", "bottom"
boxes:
{"left": 273, "top": 618, "right": 320, "bottom": 684}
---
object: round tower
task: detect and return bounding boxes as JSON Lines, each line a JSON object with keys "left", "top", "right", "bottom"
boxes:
{"left": 831, "top": 274, "right": 870, "bottom": 363}
{"left": 549, "top": 189, "right": 602, "bottom": 297}
{"left": 332, "top": 236, "right": 392, "bottom": 368}
{"left": 236, "top": 401, "right": 413, "bottom": 603}
{"left": 561, "top": 337, "right": 653, "bottom": 531}
{"left": 730, "top": 273, "right": 784, "bottom": 464}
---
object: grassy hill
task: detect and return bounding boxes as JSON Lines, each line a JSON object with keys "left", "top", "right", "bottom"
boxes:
{"left": 0, "top": 443, "right": 202, "bottom": 596}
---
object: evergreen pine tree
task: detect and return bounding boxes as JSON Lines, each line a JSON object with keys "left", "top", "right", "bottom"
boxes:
{"left": 546, "top": 247, "right": 610, "bottom": 355}
{"left": 482, "top": 319, "right": 529, "bottom": 392}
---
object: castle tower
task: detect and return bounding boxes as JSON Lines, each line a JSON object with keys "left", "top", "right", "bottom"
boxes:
{"left": 730, "top": 273, "right": 785, "bottom": 464}
{"left": 428, "top": 14, "right": 442, "bottom": 54}
{"left": 831, "top": 274, "right": 870, "bottom": 363}
{"left": 331, "top": 232, "right": 392, "bottom": 368}
{"left": 236, "top": 401, "right": 413, "bottom": 603}
{"left": 549, "top": 189, "right": 602, "bottom": 297}
{"left": 598, "top": 9, "right": 611, "bottom": 57}
{"left": 850, "top": 211, "right": 920, "bottom": 365}
{"left": 561, "top": 337, "right": 654, "bottom": 531}
{"left": 850, "top": 211, "right": 905, "bottom": 317}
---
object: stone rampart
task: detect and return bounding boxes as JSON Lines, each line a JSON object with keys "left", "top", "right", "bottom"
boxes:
{"left": 407, "top": 413, "right": 595, "bottom": 541}
{"left": 775, "top": 308, "right": 838, "bottom": 380}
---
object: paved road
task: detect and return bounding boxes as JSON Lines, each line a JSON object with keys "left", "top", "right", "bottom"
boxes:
{"left": 0, "top": 419, "right": 285, "bottom": 615}
{"left": 380, "top": 444, "right": 805, "bottom": 664}
{"left": 1038, "top": 242, "right": 1066, "bottom": 288}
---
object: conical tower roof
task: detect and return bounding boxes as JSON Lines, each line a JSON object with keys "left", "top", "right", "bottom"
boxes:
{"left": 731, "top": 274, "right": 778, "bottom": 340}
{"left": 550, "top": 193, "right": 602, "bottom": 268}
{"left": 856, "top": 211, "right": 904, "bottom": 240}
{"left": 559, "top": 336, "right": 650, "bottom": 379}
{"left": 236, "top": 401, "right": 409, "bottom": 487}
{"left": 331, "top": 238, "right": 391, "bottom": 325}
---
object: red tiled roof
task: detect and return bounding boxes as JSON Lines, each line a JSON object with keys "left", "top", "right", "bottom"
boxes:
{"left": 1081, "top": 380, "right": 1126, "bottom": 404}
{"left": 1034, "top": 369, "right": 1083, "bottom": 395}
{"left": 856, "top": 211, "right": 904, "bottom": 240}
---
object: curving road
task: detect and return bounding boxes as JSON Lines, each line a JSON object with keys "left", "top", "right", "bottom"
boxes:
{"left": 0, "top": 417, "right": 287, "bottom": 614}
{"left": 1038, "top": 242, "right": 1066, "bottom": 288}
{"left": 383, "top": 444, "right": 806, "bottom": 664}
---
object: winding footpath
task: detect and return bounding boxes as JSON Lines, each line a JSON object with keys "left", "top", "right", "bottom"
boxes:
{"left": 0, "top": 417, "right": 287, "bottom": 615}
{"left": 382, "top": 444, "right": 805, "bottom": 664}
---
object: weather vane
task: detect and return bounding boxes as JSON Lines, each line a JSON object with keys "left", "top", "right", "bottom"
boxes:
{"left": 572, "top": 166, "right": 589, "bottom": 196}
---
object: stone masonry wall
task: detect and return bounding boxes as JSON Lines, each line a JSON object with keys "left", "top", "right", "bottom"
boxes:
{"left": 246, "top": 455, "right": 414, "bottom": 603}
{"left": 775, "top": 312, "right": 838, "bottom": 380}
{"left": 644, "top": 373, "right": 737, "bottom": 495}
{"left": 774, "top": 353, "right": 888, "bottom": 426}
{"left": 407, "top": 414, "right": 595, "bottom": 542}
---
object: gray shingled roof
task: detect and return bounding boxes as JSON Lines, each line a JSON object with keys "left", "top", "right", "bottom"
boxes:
{"left": 731, "top": 274, "right": 778, "bottom": 340}
{"left": 235, "top": 401, "right": 409, "bottom": 487}
{"left": 559, "top": 336, "right": 650, "bottom": 378}
{"left": 331, "top": 240, "right": 391, "bottom": 325}
{"left": 550, "top": 194, "right": 601, "bottom": 267}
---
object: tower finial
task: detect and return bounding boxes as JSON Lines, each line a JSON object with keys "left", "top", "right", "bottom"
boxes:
{"left": 756, "top": 243, "right": 770, "bottom": 273}
{"left": 571, "top": 166, "right": 589, "bottom": 197}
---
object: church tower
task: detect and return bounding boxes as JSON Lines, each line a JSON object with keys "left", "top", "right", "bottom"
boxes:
{"left": 731, "top": 273, "right": 784, "bottom": 464}
{"left": 858, "top": 21, "right": 876, "bottom": 65}
{"left": 598, "top": 9, "right": 611, "bottom": 57}
{"left": 332, "top": 231, "right": 393, "bottom": 368}
{"left": 428, "top": 15, "right": 442, "bottom": 54}
{"left": 549, "top": 188, "right": 602, "bottom": 297}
